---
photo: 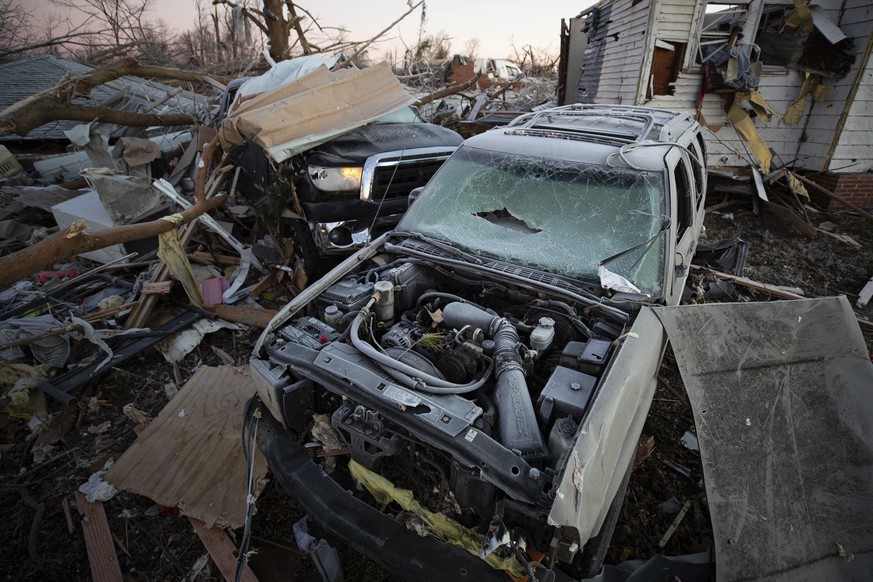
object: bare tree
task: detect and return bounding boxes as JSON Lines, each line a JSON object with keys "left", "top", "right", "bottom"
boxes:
{"left": 463, "top": 37, "right": 480, "bottom": 59}
{"left": 0, "top": 0, "right": 33, "bottom": 56}
{"left": 55, "top": 0, "right": 153, "bottom": 47}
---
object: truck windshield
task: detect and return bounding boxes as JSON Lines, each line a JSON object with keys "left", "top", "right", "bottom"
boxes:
{"left": 397, "top": 145, "right": 666, "bottom": 294}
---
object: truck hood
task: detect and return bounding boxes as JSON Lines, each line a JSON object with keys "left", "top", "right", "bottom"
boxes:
{"left": 653, "top": 296, "right": 873, "bottom": 582}
{"left": 309, "top": 122, "right": 463, "bottom": 166}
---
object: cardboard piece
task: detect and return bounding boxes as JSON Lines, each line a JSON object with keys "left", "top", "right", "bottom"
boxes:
{"left": 105, "top": 366, "right": 268, "bottom": 529}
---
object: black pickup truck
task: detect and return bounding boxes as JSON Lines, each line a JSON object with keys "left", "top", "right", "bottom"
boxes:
{"left": 216, "top": 77, "right": 462, "bottom": 273}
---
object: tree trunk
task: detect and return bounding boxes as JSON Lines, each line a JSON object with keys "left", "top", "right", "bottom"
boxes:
{"left": 262, "top": 0, "right": 291, "bottom": 61}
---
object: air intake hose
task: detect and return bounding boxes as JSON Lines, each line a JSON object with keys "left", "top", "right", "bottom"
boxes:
{"left": 443, "top": 302, "right": 548, "bottom": 459}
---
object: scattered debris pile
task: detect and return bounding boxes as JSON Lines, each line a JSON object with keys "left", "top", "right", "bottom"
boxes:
{"left": 1, "top": 43, "right": 872, "bottom": 582}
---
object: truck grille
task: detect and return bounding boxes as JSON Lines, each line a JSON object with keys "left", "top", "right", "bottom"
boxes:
{"left": 360, "top": 148, "right": 455, "bottom": 202}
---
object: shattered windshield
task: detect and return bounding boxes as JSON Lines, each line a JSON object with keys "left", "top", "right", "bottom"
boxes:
{"left": 397, "top": 145, "right": 666, "bottom": 294}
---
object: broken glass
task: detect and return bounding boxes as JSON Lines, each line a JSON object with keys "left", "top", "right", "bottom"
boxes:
{"left": 397, "top": 145, "right": 666, "bottom": 294}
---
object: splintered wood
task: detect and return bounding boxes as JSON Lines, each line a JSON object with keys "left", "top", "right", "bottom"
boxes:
{"left": 104, "top": 366, "right": 269, "bottom": 529}
{"left": 75, "top": 491, "right": 123, "bottom": 582}
{"left": 189, "top": 517, "right": 258, "bottom": 582}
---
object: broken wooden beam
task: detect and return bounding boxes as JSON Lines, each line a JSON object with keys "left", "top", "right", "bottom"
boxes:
{"left": 691, "top": 265, "right": 806, "bottom": 300}
{"left": 794, "top": 173, "right": 873, "bottom": 223}
{"left": 204, "top": 304, "right": 278, "bottom": 328}
{"left": 189, "top": 517, "right": 258, "bottom": 582}
{"left": 74, "top": 491, "right": 123, "bottom": 582}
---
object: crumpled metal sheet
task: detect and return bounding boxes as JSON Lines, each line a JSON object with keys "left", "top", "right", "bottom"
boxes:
{"left": 653, "top": 297, "right": 873, "bottom": 581}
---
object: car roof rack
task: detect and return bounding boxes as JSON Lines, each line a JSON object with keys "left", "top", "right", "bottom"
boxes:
{"left": 508, "top": 104, "right": 693, "bottom": 145}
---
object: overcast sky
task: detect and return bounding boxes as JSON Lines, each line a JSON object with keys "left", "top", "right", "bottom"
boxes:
{"left": 36, "top": 0, "right": 598, "bottom": 63}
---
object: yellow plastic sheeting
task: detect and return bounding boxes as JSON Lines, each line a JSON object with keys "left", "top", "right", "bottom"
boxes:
{"left": 735, "top": 91, "right": 782, "bottom": 125}
{"left": 157, "top": 215, "right": 204, "bottom": 305}
{"left": 348, "top": 460, "right": 524, "bottom": 576}
{"left": 727, "top": 102, "right": 772, "bottom": 174}
{"left": 784, "top": 74, "right": 832, "bottom": 125}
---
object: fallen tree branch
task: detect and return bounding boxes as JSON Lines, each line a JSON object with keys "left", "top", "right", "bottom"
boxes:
{"left": 0, "top": 135, "right": 226, "bottom": 289}
{"left": 0, "top": 57, "right": 214, "bottom": 137}
{"left": 691, "top": 265, "right": 805, "bottom": 299}
{"left": 0, "top": 196, "right": 227, "bottom": 289}
{"left": 413, "top": 74, "right": 481, "bottom": 108}
{"left": 348, "top": 0, "right": 424, "bottom": 63}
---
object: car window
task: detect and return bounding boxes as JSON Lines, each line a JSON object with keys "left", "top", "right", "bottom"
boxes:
{"left": 398, "top": 145, "right": 666, "bottom": 294}
{"left": 689, "top": 136, "right": 706, "bottom": 207}
{"left": 673, "top": 157, "right": 693, "bottom": 240}
{"left": 377, "top": 106, "right": 423, "bottom": 124}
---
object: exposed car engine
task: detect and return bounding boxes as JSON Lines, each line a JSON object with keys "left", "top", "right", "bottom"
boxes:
{"left": 254, "top": 244, "right": 628, "bottom": 567}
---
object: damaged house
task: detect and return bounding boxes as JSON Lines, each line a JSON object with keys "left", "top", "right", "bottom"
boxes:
{"left": 559, "top": 0, "right": 873, "bottom": 207}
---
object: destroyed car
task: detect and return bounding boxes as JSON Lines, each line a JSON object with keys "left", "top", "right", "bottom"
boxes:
{"left": 249, "top": 105, "right": 708, "bottom": 579}
{"left": 217, "top": 73, "right": 463, "bottom": 270}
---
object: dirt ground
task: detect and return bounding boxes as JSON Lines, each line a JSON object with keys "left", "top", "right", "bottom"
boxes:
{"left": 1, "top": 196, "right": 871, "bottom": 581}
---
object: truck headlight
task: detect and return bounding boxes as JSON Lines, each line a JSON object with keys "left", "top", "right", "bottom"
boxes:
{"left": 309, "top": 165, "right": 363, "bottom": 192}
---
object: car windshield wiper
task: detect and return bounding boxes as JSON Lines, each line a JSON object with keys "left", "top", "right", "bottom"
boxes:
{"left": 393, "top": 231, "right": 484, "bottom": 265}
{"left": 598, "top": 214, "right": 670, "bottom": 270}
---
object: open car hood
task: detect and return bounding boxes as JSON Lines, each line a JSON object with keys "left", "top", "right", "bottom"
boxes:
{"left": 652, "top": 296, "right": 873, "bottom": 582}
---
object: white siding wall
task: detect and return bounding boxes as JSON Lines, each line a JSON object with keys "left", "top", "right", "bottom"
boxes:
{"left": 809, "top": 0, "right": 873, "bottom": 173}
{"left": 573, "top": 0, "right": 871, "bottom": 172}
{"left": 584, "top": 0, "right": 652, "bottom": 104}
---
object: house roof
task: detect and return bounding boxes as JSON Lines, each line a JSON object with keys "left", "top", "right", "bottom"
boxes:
{"left": 0, "top": 55, "right": 208, "bottom": 142}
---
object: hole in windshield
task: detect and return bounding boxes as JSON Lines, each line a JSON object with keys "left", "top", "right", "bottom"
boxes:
{"left": 474, "top": 208, "right": 543, "bottom": 234}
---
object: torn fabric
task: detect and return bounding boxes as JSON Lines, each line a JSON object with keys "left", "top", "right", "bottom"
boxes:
{"left": 349, "top": 460, "right": 524, "bottom": 576}
{"left": 156, "top": 318, "right": 241, "bottom": 364}
{"left": 0, "top": 315, "right": 70, "bottom": 367}
{"left": 652, "top": 297, "right": 873, "bottom": 582}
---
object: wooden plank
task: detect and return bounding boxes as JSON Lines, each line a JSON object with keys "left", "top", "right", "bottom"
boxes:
{"left": 74, "top": 491, "right": 123, "bottom": 582}
{"left": 690, "top": 265, "right": 806, "bottom": 300}
{"left": 858, "top": 276, "right": 873, "bottom": 309}
{"left": 104, "top": 366, "right": 269, "bottom": 529}
{"left": 141, "top": 281, "right": 173, "bottom": 295}
{"left": 189, "top": 517, "right": 258, "bottom": 582}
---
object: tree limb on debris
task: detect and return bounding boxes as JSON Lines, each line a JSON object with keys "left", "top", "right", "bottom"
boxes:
{"left": 0, "top": 135, "right": 226, "bottom": 289}
{"left": 413, "top": 74, "right": 481, "bottom": 108}
{"left": 0, "top": 197, "right": 227, "bottom": 289}
{"left": 0, "top": 57, "right": 216, "bottom": 138}
{"left": 793, "top": 173, "right": 873, "bottom": 224}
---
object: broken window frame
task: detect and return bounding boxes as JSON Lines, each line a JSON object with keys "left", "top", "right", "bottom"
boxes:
{"left": 687, "top": 0, "right": 796, "bottom": 72}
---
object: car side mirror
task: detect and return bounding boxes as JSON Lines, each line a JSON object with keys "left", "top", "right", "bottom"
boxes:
{"left": 408, "top": 186, "right": 425, "bottom": 208}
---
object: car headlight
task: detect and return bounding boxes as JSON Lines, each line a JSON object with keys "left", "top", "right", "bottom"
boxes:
{"left": 308, "top": 165, "right": 363, "bottom": 192}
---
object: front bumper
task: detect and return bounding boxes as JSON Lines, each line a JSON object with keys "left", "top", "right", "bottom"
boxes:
{"left": 253, "top": 397, "right": 507, "bottom": 582}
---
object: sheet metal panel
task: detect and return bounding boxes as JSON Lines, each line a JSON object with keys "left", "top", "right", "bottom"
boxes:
{"left": 655, "top": 297, "right": 873, "bottom": 581}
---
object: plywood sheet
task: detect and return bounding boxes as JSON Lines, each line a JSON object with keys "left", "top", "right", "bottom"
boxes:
{"left": 105, "top": 366, "right": 268, "bottom": 529}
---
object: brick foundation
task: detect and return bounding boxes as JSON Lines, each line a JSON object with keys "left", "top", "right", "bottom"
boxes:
{"left": 807, "top": 172, "right": 873, "bottom": 209}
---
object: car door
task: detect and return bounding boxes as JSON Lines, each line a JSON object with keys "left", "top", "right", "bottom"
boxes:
{"left": 665, "top": 146, "right": 700, "bottom": 305}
